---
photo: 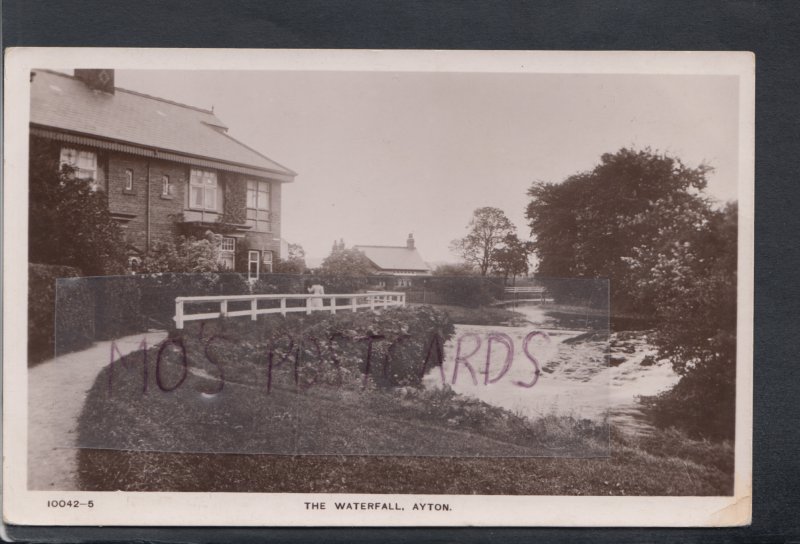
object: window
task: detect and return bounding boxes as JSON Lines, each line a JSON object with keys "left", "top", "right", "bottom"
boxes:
{"left": 124, "top": 169, "right": 134, "bottom": 191}
{"left": 219, "top": 237, "right": 236, "bottom": 270}
{"left": 246, "top": 179, "right": 271, "bottom": 232}
{"left": 248, "top": 250, "right": 260, "bottom": 280}
{"left": 262, "top": 250, "right": 273, "bottom": 273}
{"left": 161, "top": 175, "right": 171, "bottom": 197}
{"left": 189, "top": 168, "right": 218, "bottom": 210}
{"left": 60, "top": 147, "right": 97, "bottom": 181}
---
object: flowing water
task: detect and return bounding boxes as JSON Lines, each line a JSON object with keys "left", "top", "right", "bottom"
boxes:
{"left": 424, "top": 303, "right": 680, "bottom": 436}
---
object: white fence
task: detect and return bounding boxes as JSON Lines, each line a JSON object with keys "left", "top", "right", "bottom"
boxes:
{"left": 504, "top": 286, "right": 546, "bottom": 294}
{"left": 173, "top": 291, "right": 406, "bottom": 329}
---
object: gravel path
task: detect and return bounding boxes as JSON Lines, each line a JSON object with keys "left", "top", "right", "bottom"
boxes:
{"left": 28, "top": 330, "right": 167, "bottom": 490}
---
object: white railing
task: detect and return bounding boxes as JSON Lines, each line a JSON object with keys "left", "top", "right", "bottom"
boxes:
{"left": 173, "top": 291, "right": 406, "bottom": 329}
{"left": 504, "top": 286, "right": 546, "bottom": 294}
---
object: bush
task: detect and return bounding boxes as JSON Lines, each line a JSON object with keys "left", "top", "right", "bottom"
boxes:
{"left": 426, "top": 275, "right": 504, "bottom": 307}
{"left": 29, "top": 264, "right": 90, "bottom": 364}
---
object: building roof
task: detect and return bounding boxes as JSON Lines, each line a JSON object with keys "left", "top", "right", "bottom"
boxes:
{"left": 30, "top": 69, "right": 296, "bottom": 180}
{"left": 354, "top": 245, "right": 431, "bottom": 272}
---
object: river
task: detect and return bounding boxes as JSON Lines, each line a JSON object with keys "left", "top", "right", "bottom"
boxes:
{"left": 424, "top": 303, "right": 680, "bottom": 436}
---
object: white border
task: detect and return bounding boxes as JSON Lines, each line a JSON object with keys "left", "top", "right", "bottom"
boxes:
{"left": 3, "top": 48, "right": 754, "bottom": 527}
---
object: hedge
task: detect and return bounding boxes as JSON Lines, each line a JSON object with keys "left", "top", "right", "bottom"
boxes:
{"left": 426, "top": 275, "right": 504, "bottom": 307}
{"left": 29, "top": 264, "right": 93, "bottom": 364}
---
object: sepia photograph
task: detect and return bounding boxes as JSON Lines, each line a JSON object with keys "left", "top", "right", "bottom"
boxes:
{"left": 3, "top": 49, "right": 753, "bottom": 527}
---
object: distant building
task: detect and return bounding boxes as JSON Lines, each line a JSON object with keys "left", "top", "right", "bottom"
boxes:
{"left": 29, "top": 68, "right": 297, "bottom": 276}
{"left": 355, "top": 234, "right": 431, "bottom": 287}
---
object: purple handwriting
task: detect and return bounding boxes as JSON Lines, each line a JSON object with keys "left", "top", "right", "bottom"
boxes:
{"left": 107, "top": 328, "right": 549, "bottom": 396}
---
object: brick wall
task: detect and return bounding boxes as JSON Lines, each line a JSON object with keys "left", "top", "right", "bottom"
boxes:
{"left": 106, "top": 156, "right": 187, "bottom": 251}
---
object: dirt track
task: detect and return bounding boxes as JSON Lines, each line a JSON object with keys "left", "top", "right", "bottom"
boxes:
{"left": 27, "top": 330, "right": 167, "bottom": 490}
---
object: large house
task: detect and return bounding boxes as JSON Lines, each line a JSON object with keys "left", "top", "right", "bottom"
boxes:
{"left": 29, "top": 68, "right": 297, "bottom": 276}
{"left": 355, "top": 234, "right": 431, "bottom": 287}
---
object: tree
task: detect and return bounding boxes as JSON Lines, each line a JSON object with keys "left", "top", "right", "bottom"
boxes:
{"left": 526, "top": 148, "right": 737, "bottom": 439}
{"left": 29, "top": 148, "right": 127, "bottom": 275}
{"left": 491, "top": 233, "right": 532, "bottom": 282}
{"left": 450, "top": 207, "right": 516, "bottom": 276}
{"left": 526, "top": 147, "right": 712, "bottom": 315}
{"left": 319, "top": 245, "right": 374, "bottom": 277}
{"left": 274, "top": 243, "right": 307, "bottom": 274}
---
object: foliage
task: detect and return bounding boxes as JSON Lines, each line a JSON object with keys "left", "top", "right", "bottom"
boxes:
{"left": 433, "top": 262, "right": 477, "bottom": 276}
{"left": 427, "top": 275, "right": 504, "bottom": 308}
{"left": 220, "top": 172, "right": 247, "bottom": 225}
{"left": 53, "top": 277, "right": 96, "bottom": 358}
{"left": 526, "top": 148, "right": 737, "bottom": 439}
{"left": 28, "top": 264, "right": 90, "bottom": 364}
{"left": 318, "top": 244, "right": 374, "bottom": 293}
{"left": 491, "top": 233, "right": 533, "bottom": 280}
{"left": 636, "top": 203, "right": 738, "bottom": 440}
{"left": 139, "top": 236, "right": 221, "bottom": 274}
{"left": 29, "top": 142, "right": 127, "bottom": 275}
{"left": 450, "top": 207, "right": 516, "bottom": 276}
{"left": 274, "top": 243, "right": 307, "bottom": 274}
{"left": 526, "top": 147, "right": 712, "bottom": 315}
{"left": 92, "top": 276, "right": 145, "bottom": 340}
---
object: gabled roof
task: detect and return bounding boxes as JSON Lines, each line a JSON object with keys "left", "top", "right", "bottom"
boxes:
{"left": 30, "top": 69, "right": 296, "bottom": 180}
{"left": 354, "top": 245, "right": 431, "bottom": 272}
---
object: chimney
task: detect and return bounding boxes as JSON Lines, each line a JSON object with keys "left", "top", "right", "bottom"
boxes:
{"left": 407, "top": 233, "right": 415, "bottom": 250}
{"left": 74, "top": 69, "right": 115, "bottom": 94}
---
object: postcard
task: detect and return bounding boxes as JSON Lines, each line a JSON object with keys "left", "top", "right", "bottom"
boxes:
{"left": 3, "top": 48, "right": 753, "bottom": 527}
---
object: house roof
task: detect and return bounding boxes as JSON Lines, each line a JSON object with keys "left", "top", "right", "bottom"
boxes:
{"left": 30, "top": 69, "right": 296, "bottom": 180}
{"left": 354, "top": 245, "right": 431, "bottom": 272}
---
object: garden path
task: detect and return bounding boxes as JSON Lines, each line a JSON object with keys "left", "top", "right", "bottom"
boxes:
{"left": 27, "top": 330, "right": 168, "bottom": 490}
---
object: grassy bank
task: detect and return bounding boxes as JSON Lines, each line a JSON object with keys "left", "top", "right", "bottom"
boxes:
{"left": 75, "top": 313, "right": 733, "bottom": 496}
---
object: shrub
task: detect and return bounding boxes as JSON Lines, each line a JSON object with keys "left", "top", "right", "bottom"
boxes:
{"left": 426, "top": 275, "right": 504, "bottom": 307}
{"left": 28, "top": 263, "right": 89, "bottom": 364}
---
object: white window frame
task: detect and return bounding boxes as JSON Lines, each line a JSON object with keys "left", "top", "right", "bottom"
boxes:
{"left": 248, "top": 250, "right": 260, "bottom": 281}
{"left": 189, "top": 168, "right": 218, "bottom": 211}
{"left": 246, "top": 179, "right": 271, "bottom": 232}
{"left": 262, "top": 250, "right": 273, "bottom": 273}
{"left": 60, "top": 147, "right": 97, "bottom": 181}
{"left": 161, "top": 174, "right": 171, "bottom": 197}
{"left": 218, "top": 237, "right": 236, "bottom": 271}
{"left": 124, "top": 169, "right": 134, "bottom": 191}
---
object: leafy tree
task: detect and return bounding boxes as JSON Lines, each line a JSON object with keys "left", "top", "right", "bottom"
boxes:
{"left": 29, "top": 148, "right": 127, "bottom": 275}
{"left": 274, "top": 243, "right": 307, "bottom": 274}
{"left": 637, "top": 203, "right": 737, "bottom": 439}
{"left": 139, "top": 236, "right": 221, "bottom": 274}
{"left": 526, "top": 148, "right": 738, "bottom": 439}
{"left": 319, "top": 245, "right": 374, "bottom": 278}
{"left": 526, "top": 147, "right": 712, "bottom": 315}
{"left": 491, "top": 233, "right": 533, "bottom": 282}
{"left": 450, "top": 207, "right": 516, "bottom": 276}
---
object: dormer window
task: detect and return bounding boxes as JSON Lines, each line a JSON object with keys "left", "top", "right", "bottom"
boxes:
{"left": 189, "top": 168, "right": 218, "bottom": 211}
{"left": 60, "top": 147, "right": 97, "bottom": 181}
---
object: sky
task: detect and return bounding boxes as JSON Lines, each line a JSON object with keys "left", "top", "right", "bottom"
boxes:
{"left": 113, "top": 70, "right": 740, "bottom": 264}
